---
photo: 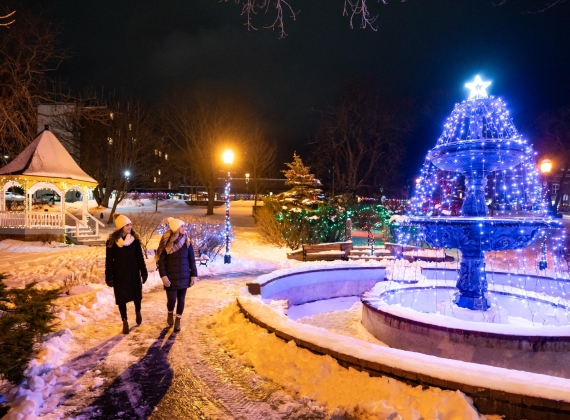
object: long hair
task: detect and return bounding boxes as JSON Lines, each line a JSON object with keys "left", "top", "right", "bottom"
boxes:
{"left": 106, "top": 229, "right": 141, "bottom": 248}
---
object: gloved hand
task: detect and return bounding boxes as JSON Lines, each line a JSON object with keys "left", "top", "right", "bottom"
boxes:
{"left": 190, "top": 277, "right": 198, "bottom": 287}
{"left": 161, "top": 276, "right": 171, "bottom": 287}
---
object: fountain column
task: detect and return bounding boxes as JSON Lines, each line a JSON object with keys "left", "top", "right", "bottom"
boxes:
{"left": 462, "top": 172, "right": 488, "bottom": 217}
{"left": 454, "top": 172, "right": 490, "bottom": 309}
{"left": 455, "top": 249, "right": 490, "bottom": 310}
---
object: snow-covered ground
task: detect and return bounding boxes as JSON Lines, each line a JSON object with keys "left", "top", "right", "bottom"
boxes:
{"left": 0, "top": 199, "right": 556, "bottom": 419}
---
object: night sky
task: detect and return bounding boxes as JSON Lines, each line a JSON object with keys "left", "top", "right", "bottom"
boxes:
{"left": 22, "top": 0, "right": 570, "bottom": 182}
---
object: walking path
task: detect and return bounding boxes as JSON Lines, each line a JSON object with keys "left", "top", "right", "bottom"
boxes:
{"left": 52, "top": 274, "right": 329, "bottom": 420}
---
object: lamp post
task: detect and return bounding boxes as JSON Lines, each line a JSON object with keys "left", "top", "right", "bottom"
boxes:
{"left": 222, "top": 149, "right": 234, "bottom": 264}
{"left": 540, "top": 159, "right": 557, "bottom": 217}
{"left": 245, "top": 173, "right": 250, "bottom": 198}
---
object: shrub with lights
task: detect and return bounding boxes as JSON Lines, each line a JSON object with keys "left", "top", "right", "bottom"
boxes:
{"left": 157, "top": 216, "right": 232, "bottom": 261}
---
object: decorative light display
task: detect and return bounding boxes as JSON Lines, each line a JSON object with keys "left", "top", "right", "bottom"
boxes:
{"left": 222, "top": 149, "right": 234, "bottom": 264}
{"left": 396, "top": 75, "right": 568, "bottom": 314}
{"left": 465, "top": 75, "right": 492, "bottom": 99}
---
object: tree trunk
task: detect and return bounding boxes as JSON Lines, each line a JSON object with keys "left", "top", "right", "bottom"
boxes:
{"left": 107, "top": 199, "right": 120, "bottom": 224}
{"left": 207, "top": 182, "right": 215, "bottom": 215}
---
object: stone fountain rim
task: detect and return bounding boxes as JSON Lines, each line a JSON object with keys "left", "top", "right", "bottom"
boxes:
{"left": 405, "top": 216, "right": 561, "bottom": 228}
{"left": 363, "top": 283, "right": 570, "bottom": 340}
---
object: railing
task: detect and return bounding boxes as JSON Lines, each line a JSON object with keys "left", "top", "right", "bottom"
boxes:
{"left": 65, "top": 211, "right": 105, "bottom": 238}
{"left": 0, "top": 211, "right": 64, "bottom": 228}
{"left": 65, "top": 211, "right": 87, "bottom": 237}
{"left": 86, "top": 212, "right": 105, "bottom": 237}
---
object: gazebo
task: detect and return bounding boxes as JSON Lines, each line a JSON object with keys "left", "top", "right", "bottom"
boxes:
{"left": 0, "top": 126, "right": 102, "bottom": 243}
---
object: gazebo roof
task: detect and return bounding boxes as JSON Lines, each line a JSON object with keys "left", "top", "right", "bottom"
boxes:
{"left": 0, "top": 128, "right": 97, "bottom": 185}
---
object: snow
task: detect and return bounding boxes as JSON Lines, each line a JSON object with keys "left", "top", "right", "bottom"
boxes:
{"left": 0, "top": 199, "right": 563, "bottom": 419}
{"left": 213, "top": 300, "right": 498, "bottom": 420}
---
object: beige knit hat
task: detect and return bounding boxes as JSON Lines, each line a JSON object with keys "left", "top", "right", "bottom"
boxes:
{"left": 114, "top": 213, "right": 132, "bottom": 230}
{"left": 168, "top": 217, "right": 185, "bottom": 232}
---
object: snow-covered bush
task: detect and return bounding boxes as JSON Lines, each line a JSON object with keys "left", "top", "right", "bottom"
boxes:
{"left": 178, "top": 216, "right": 233, "bottom": 261}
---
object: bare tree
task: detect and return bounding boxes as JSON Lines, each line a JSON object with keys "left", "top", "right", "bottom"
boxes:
{"left": 311, "top": 78, "right": 413, "bottom": 197}
{"left": 224, "top": 0, "right": 566, "bottom": 37}
{"left": 0, "top": 10, "right": 15, "bottom": 27}
{"left": 0, "top": 7, "right": 64, "bottom": 158}
{"left": 51, "top": 95, "right": 160, "bottom": 221}
{"left": 245, "top": 126, "right": 277, "bottom": 209}
{"left": 162, "top": 91, "right": 251, "bottom": 216}
{"left": 128, "top": 211, "right": 161, "bottom": 258}
{"left": 536, "top": 106, "right": 570, "bottom": 211}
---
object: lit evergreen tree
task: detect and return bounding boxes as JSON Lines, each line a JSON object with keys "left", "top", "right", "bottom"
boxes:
{"left": 0, "top": 274, "right": 60, "bottom": 384}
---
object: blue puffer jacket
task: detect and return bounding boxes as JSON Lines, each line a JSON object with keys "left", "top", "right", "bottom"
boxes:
{"left": 158, "top": 242, "right": 198, "bottom": 290}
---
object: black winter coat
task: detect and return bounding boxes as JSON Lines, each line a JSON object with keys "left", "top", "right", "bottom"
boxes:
{"left": 158, "top": 242, "right": 198, "bottom": 290}
{"left": 105, "top": 238, "right": 148, "bottom": 305}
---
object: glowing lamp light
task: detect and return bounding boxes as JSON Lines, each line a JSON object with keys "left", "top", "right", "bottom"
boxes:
{"left": 540, "top": 159, "right": 552, "bottom": 174}
{"left": 222, "top": 149, "right": 234, "bottom": 165}
{"left": 124, "top": 170, "right": 131, "bottom": 178}
{"left": 465, "top": 75, "right": 491, "bottom": 99}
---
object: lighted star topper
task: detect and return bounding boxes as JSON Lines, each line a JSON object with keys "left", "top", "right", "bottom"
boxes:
{"left": 465, "top": 75, "right": 491, "bottom": 99}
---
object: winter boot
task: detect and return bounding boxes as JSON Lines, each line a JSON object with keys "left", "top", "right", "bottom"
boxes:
{"left": 173, "top": 316, "right": 181, "bottom": 332}
{"left": 136, "top": 311, "right": 142, "bottom": 326}
{"left": 167, "top": 311, "right": 174, "bottom": 326}
{"left": 122, "top": 319, "right": 129, "bottom": 334}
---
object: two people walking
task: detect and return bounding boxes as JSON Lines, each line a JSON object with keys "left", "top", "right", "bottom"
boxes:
{"left": 105, "top": 214, "right": 198, "bottom": 334}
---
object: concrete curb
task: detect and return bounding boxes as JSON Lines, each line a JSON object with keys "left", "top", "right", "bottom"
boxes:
{"left": 237, "top": 296, "right": 570, "bottom": 420}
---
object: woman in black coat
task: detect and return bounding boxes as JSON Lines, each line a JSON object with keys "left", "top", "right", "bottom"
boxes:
{"left": 156, "top": 217, "right": 198, "bottom": 332}
{"left": 105, "top": 213, "right": 148, "bottom": 334}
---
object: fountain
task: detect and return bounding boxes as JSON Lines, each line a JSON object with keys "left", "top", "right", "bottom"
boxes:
{"left": 361, "top": 76, "right": 570, "bottom": 377}
{"left": 408, "top": 75, "right": 560, "bottom": 310}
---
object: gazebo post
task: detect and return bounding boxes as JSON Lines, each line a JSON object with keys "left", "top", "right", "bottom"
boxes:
{"left": 60, "top": 195, "right": 65, "bottom": 227}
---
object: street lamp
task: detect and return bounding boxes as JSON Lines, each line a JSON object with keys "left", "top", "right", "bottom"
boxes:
{"left": 245, "top": 173, "right": 250, "bottom": 198}
{"left": 540, "top": 158, "right": 557, "bottom": 217}
{"left": 222, "top": 149, "right": 234, "bottom": 264}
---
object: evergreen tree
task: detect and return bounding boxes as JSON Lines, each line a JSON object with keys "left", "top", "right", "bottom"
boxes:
{"left": 280, "top": 152, "right": 323, "bottom": 210}
{"left": 0, "top": 274, "right": 60, "bottom": 384}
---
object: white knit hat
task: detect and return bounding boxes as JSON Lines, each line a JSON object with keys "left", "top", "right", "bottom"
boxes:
{"left": 168, "top": 217, "right": 185, "bottom": 232}
{"left": 114, "top": 213, "right": 132, "bottom": 230}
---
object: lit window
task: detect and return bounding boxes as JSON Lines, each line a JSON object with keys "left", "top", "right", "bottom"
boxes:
{"left": 553, "top": 184, "right": 560, "bottom": 194}
{"left": 108, "top": 137, "right": 113, "bottom": 145}
{"left": 128, "top": 124, "right": 132, "bottom": 131}
{"left": 153, "top": 177, "right": 156, "bottom": 183}
{"left": 154, "top": 149, "right": 158, "bottom": 155}
{"left": 110, "top": 112, "right": 114, "bottom": 120}
{"left": 158, "top": 169, "right": 161, "bottom": 175}
{"left": 168, "top": 182, "right": 172, "bottom": 189}
{"left": 165, "top": 154, "right": 168, "bottom": 160}
{"left": 159, "top": 151, "right": 162, "bottom": 157}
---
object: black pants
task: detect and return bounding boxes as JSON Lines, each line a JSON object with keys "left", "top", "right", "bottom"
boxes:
{"left": 118, "top": 300, "right": 141, "bottom": 321}
{"left": 166, "top": 288, "right": 187, "bottom": 315}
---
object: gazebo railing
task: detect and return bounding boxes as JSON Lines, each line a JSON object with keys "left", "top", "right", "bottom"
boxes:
{"left": 0, "top": 211, "right": 64, "bottom": 228}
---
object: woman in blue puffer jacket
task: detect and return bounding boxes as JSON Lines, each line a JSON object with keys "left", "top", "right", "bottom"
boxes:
{"left": 155, "top": 217, "right": 198, "bottom": 332}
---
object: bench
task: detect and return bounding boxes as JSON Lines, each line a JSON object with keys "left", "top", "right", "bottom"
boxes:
{"left": 302, "top": 242, "right": 352, "bottom": 262}
{"left": 194, "top": 247, "right": 210, "bottom": 266}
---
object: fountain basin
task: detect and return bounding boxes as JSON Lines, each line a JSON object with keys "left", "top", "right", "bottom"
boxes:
{"left": 406, "top": 217, "right": 560, "bottom": 310}
{"left": 428, "top": 140, "right": 529, "bottom": 173}
{"left": 362, "top": 279, "right": 570, "bottom": 378}
{"left": 407, "top": 217, "right": 557, "bottom": 251}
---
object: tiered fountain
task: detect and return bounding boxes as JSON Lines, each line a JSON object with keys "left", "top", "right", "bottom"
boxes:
{"left": 361, "top": 76, "right": 569, "bottom": 377}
